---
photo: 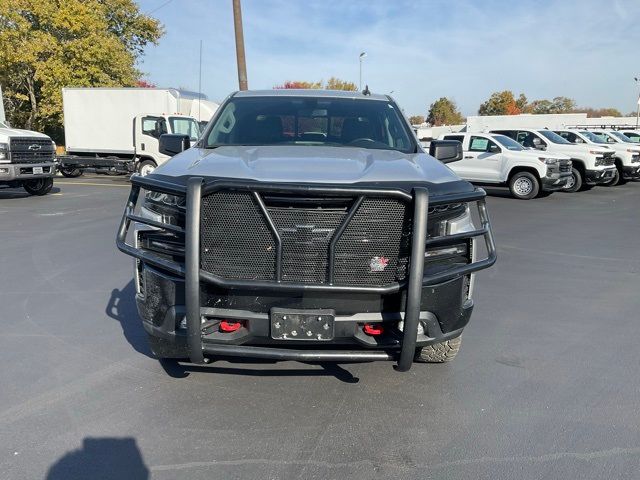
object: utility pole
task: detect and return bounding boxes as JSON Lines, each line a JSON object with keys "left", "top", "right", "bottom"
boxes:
{"left": 232, "top": 0, "right": 248, "bottom": 91}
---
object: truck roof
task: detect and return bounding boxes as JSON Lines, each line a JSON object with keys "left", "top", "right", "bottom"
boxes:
{"left": 232, "top": 89, "right": 390, "bottom": 101}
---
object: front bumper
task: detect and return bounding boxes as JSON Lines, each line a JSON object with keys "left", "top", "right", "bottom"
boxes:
{"left": 622, "top": 164, "right": 640, "bottom": 179}
{"left": 541, "top": 172, "right": 572, "bottom": 191}
{"left": 116, "top": 176, "right": 497, "bottom": 371}
{"left": 585, "top": 167, "right": 617, "bottom": 185}
{"left": 0, "top": 162, "right": 55, "bottom": 182}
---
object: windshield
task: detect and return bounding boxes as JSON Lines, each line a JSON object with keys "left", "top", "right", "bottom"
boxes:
{"left": 538, "top": 130, "right": 572, "bottom": 144}
{"left": 579, "top": 131, "right": 608, "bottom": 144}
{"left": 492, "top": 134, "right": 524, "bottom": 151}
{"left": 609, "top": 130, "right": 634, "bottom": 143}
{"left": 204, "top": 96, "right": 416, "bottom": 153}
{"left": 169, "top": 117, "right": 201, "bottom": 141}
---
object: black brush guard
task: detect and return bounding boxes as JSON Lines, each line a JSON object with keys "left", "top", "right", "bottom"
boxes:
{"left": 117, "top": 176, "right": 497, "bottom": 371}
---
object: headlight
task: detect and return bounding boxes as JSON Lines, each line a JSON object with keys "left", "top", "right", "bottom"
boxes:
{"left": 538, "top": 157, "right": 558, "bottom": 165}
{"left": 427, "top": 203, "right": 468, "bottom": 238}
{"left": 627, "top": 149, "right": 640, "bottom": 153}
{"left": 0, "top": 142, "right": 8, "bottom": 161}
{"left": 140, "top": 191, "right": 185, "bottom": 226}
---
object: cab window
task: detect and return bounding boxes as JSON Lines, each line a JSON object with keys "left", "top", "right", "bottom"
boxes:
{"left": 516, "top": 131, "right": 544, "bottom": 149}
{"left": 141, "top": 116, "right": 167, "bottom": 139}
{"left": 443, "top": 135, "right": 464, "bottom": 143}
{"left": 469, "top": 136, "right": 500, "bottom": 153}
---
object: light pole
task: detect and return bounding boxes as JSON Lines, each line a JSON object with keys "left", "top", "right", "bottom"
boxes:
{"left": 359, "top": 52, "right": 367, "bottom": 91}
{"left": 635, "top": 77, "right": 640, "bottom": 129}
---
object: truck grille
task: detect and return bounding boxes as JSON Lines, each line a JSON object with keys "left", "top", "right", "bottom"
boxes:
{"left": 9, "top": 137, "right": 54, "bottom": 164}
{"left": 559, "top": 161, "right": 571, "bottom": 173}
{"left": 602, "top": 152, "right": 615, "bottom": 166}
{"left": 200, "top": 191, "right": 410, "bottom": 287}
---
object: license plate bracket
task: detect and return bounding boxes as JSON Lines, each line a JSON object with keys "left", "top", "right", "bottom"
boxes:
{"left": 33, "top": 166, "right": 43, "bottom": 174}
{"left": 270, "top": 308, "right": 335, "bottom": 341}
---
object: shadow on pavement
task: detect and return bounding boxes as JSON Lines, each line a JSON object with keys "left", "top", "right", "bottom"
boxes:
{"left": 105, "top": 280, "right": 153, "bottom": 358}
{"left": 0, "top": 186, "right": 61, "bottom": 199}
{"left": 159, "top": 358, "right": 360, "bottom": 384}
{"left": 46, "top": 437, "right": 148, "bottom": 480}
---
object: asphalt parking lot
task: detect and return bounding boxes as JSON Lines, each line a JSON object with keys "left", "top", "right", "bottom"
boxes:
{"left": 1, "top": 176, "right": 639, "bottom": 480}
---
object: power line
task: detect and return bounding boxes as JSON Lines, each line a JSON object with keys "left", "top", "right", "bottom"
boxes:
{"left": 147, "top": 0, "right": 175, "bottom": 15}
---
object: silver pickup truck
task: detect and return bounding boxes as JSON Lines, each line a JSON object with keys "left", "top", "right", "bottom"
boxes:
{"left": 116, "top": 90, "right": 496, "bottom": 372}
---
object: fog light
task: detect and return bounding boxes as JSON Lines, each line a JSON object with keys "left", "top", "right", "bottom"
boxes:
{"left": 0, "top": 168, "right": 9, "bottom": 174}
{"left": 425, "top": 244, "right": 467, "bottom": 259}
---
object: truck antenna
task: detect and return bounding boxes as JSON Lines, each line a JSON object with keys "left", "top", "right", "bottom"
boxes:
{"left": 198, "top": 39, "right": 203, "bottom": 123}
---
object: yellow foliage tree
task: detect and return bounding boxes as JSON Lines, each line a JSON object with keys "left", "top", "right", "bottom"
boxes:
{"left": 0, "top": 0, "right": 163, "bottom": 139}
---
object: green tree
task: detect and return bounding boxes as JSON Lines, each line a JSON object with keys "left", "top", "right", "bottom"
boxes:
{"left": 575, "top": 107, "right": 623, "bottom": 118}
{"left": 478, "top": 91, "right": 524, "bottom": 116}
{"left": 408, "top": 115, "right": 425, "bottom": 125}
{"left": 0, "top": 0, "right": 163, "bottom": 139}
{"left": 274, "top": 80, "right": 323, "bottom": 89}
{"left": 427, "top": 97, "right": 464, "bottom": 126}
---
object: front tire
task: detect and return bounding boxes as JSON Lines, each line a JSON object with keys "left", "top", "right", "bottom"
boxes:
{"left": 415, "top": 336, "right": 462, "bottom": 363}
{"left": 23, "top": 177, "right": 54, "bottom": 196}
{"left": 137, "top": 159, "right": 157, "bottom": 176}
{"left": 508, "top": 172, "right": 539, "bottom": 200}
{"left": 602, "top": 168, "right": 620, "bottom": 187}
{"left": 562, "top": 167, "right": 582, "bottom": 193}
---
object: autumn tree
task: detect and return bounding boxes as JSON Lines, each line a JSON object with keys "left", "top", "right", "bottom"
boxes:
{"left": 427, "top": 97, "right": 464, "bottom": 126}
{"left": 0, "top": 0, "right": 163, "bottom": 139}
{"left": 274, "top": 80, "right": 322, "bottom": 89}
{"left": 478, "top": 91, "right": 525, "bottom": 116}
{"left": 573, "top": 107, "right": 622, "bottom": 117}
{"left": 408, "top": 115, "right": 425, "bottom": 125}
{"left": 526, "top": 96, "right": 577, "bottom": 114}
{"left": 325, "top": 77, "right": 357, "bottom": 91}
{"left": 274, "top": 78, "right": 357, "bottom": 91}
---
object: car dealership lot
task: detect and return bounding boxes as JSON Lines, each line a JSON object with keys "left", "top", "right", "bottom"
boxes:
{"left": 1, "top": 177, "right": 639, "bottom": 480}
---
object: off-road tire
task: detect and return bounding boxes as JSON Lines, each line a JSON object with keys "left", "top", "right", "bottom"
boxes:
{"left": 508, "top": 171, "right": 539, "bottom": 200}
{"left": 562, "top": 167, "right": 582, "bottom": 193}
{"left": 60, "top": 167, "right": 83, "bottom": 178}
{"left": 414, "top": 336, "right": 462, "bottom": 363}
{"left": 23, "top": 177, "right": 54, "bottom": 196}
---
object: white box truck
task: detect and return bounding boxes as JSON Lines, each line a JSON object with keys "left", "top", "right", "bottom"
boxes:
{"left": 59, "top": 88, "right": 218, "bottom": 176}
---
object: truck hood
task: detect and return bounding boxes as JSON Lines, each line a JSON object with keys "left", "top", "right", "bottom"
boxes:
{"left": 154, "top": 145, "right": 464, "bottom": 186}
{"left": 514, "top": 150, "right": 571, "bottom": 160}
{"left": 548, "top": 143, "right": 610, "bottom": 154}
{"left": 0, "top": 127, "right": 51, "bottom": 141}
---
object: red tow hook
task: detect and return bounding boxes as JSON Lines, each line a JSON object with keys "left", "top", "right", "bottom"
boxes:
{"left": 219, "top": 320, "right": 242, "bottom": 333}
{"left": 363, "top": 323, "right": 384, "bottom": 336}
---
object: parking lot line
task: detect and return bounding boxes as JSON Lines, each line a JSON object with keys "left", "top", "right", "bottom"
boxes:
{"left": 55, "top": 181, "right": 130, "bottom": 187}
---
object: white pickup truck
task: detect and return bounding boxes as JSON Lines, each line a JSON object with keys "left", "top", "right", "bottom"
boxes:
{"left": 439, "top": 132, "right": 572, "bottom": 199}
{"left": 490, "top": 128, "right": 616, "bottom": 192}
{"left": 0, "top": 120, "right": 56, "bottom": 195}
{"left": 584, "top": 129, "right": 640, "bottom": 184}
{"left": 553, "top": 129, "right": 635, "bottom": 186}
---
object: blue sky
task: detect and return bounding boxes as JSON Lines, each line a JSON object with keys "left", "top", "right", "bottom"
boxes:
{"left": 137, "top": 0, "right": 640, "bottom": 116}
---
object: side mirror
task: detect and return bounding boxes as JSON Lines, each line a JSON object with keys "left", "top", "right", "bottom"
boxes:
{"left": 429, "top": 140, "right": 463, "bottom": 164}
{"left": 159, "top": 134, "right": 190, "bottom": 156}
{"left": 488, "top": 144, "right": 501, "bottom": 153}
